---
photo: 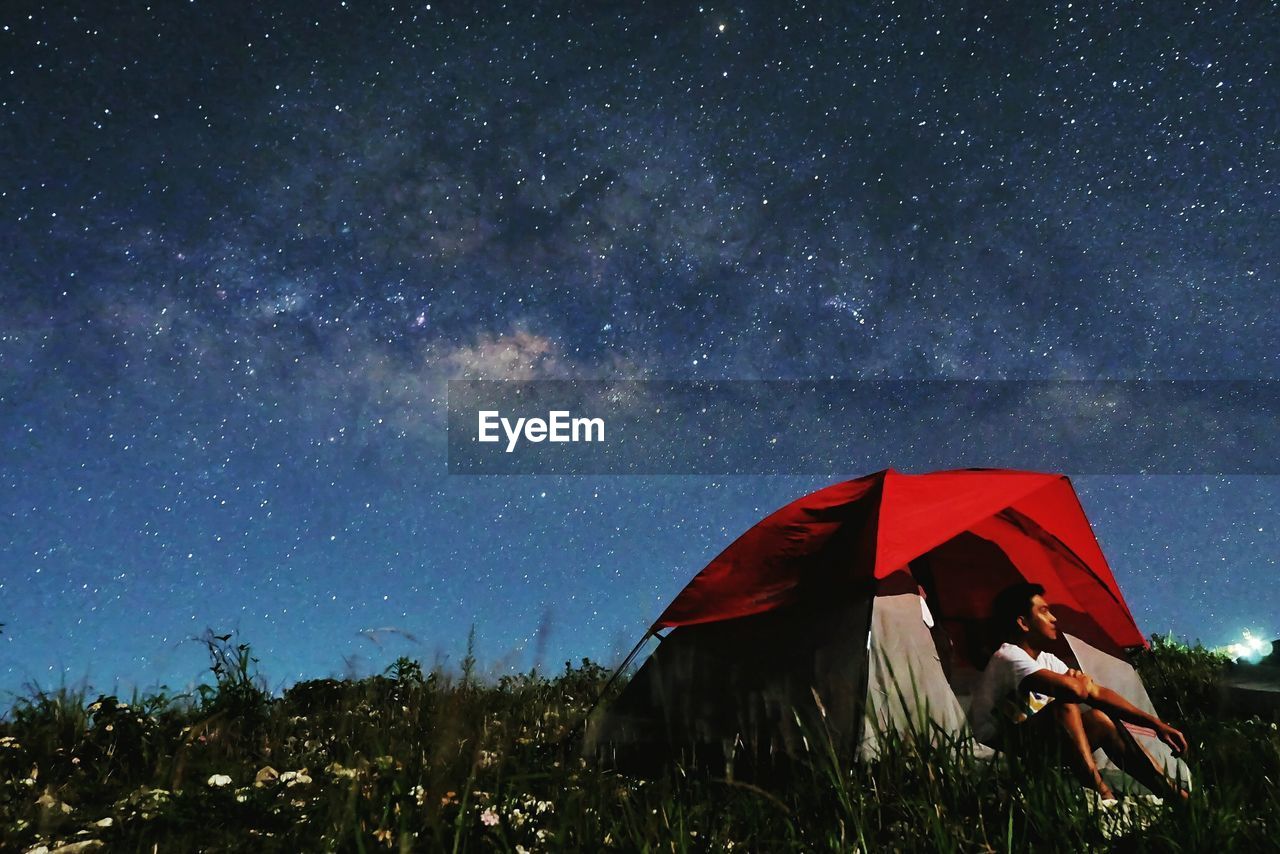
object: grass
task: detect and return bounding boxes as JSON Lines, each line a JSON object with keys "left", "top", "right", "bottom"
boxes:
{"left": 0, "top": 632, "right": 1277, "bottom": 852}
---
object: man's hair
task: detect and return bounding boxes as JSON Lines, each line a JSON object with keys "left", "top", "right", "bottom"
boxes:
{"left": 991, "top": 581, "right": 1046, "bottom": 639}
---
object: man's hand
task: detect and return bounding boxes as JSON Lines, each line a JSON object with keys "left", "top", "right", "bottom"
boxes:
{"left": 1022, "top": 668, "right": 1097, "bottom": 702}
{"left": 1155, "top": 721, "right": 1188, "bottom": 756}
{"left": 1065, "top": 668, "right": 1097, "bottom": 701}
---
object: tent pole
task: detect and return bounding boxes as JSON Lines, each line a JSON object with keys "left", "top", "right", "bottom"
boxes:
{"left": 582, "top": 627, "right": 656, "bottom": 725}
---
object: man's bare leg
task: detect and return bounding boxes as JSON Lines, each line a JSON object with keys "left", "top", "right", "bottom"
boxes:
{"left": 1049, "top": 701, "right": 1115, "bottom": 799}
{"left": 1081, "top": 709, "right": 1188, "bottom": 800}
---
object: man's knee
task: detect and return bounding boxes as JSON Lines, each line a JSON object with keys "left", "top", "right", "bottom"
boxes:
{"left": 1086, "top": 709, "right": 1130, "bottom": 753}
{"left": 1083, "top": 707, "right": 1115, "bottom": 733}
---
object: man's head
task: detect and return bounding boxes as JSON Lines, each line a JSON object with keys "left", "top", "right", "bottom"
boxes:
{"left": 992, "top": 582, "right": 1058, "bottom": 647}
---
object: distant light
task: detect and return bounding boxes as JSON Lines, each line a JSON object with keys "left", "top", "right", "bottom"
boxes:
{"left": 1223, "top": 630, "right": 1274, "bottom": 663}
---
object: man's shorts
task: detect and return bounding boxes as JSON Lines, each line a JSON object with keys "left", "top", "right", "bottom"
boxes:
{"left": 991, "top": 699, "right": 1068, "bottom": 759}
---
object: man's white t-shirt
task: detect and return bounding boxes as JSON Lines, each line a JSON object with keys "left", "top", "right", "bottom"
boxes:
{"left": 968, "top": 642, "right": 1071, "bottom": 745}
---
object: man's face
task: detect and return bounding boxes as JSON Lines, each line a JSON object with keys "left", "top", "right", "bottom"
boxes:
{"left": 1020, "top": 594, "right": 1059, "bottom": 644}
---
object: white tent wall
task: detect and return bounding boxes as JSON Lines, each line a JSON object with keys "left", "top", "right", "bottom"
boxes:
{"left": 861, "top": 589, "right": 970, "bottom": 761}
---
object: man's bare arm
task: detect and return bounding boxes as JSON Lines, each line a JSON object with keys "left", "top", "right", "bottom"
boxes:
{"left": 1020, "top": 669, "right": 1188, "bottom": 755}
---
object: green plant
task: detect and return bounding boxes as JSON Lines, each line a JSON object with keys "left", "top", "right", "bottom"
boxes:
{"left": 1133, "top": 634, "right": 1230, "bottom": 721}
{"left": 3, "top": 635, "right": 1278, "bottom": 852}
{"left": 191, "top": 629, "right": 271, "bottom": 754}
{"left": 384, "top": 656, "right": 426, "bottom": 686}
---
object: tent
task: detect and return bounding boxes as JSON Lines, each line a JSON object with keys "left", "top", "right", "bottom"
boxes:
{"left": 586, "top": 468, "right": 1190, "bottom": 789}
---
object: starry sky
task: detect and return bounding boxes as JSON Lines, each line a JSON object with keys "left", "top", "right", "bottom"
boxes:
{"left": 1, "top": 1, "right": 1277, "bottom": 702}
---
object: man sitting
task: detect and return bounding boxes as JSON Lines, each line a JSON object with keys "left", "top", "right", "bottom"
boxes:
{"left": 968, "top": 582, "right": 1188, "bottom": 800}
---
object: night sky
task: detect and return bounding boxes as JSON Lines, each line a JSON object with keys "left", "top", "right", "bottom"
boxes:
{"left": 2, "top": 1, "right": 1277, "bottom": 702}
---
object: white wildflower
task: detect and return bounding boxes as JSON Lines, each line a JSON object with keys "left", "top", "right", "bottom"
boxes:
{"left": 279, "top": 770, "right": 312, "bottom": 787}
{"left": 207, "top": 774, "right": 232, "bottom": 787}
{"left": 480, "top": 806, "right": 499, "bottom": 827}
{"left": 324, "top": 762, "right": 360, "bottom": 780}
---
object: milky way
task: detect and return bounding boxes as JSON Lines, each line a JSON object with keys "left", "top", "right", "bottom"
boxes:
{"left": 1, "top": 1, "right": 1276, "bottom": 699}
